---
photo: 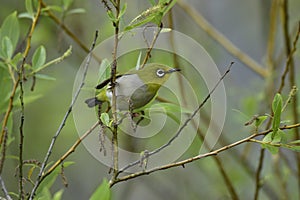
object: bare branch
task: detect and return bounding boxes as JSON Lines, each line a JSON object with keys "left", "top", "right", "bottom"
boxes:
{"left": 29, "top": 30, "right": 99, "bottom": 200}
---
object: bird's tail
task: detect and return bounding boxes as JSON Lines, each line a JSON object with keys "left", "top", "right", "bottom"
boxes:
{"left": 85, "top": 97, "right": 102, "bottom": 108}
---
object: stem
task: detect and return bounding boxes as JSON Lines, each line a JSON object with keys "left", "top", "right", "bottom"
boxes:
{"left": 110, "top": 0, "right": 121, "bottom": 183}
{"left": 111, "top": 123, "right": 300, "bottom": 186}
{"left": 29, "top": 30, "right": 99, "bottom": 199}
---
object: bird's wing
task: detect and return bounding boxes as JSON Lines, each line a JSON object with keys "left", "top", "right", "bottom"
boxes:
{"left": 95, "top": 74, "right": 123, "bottom": 89}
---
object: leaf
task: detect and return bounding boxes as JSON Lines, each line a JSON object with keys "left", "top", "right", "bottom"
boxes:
{"left": 0, "top": 67, "right": 11, "bottom": 113}
{"left": 124, "top": 0, "right": 176, "bottom": 31}
{"left": 63, "top": 0, "right": 74, "bottom": 10}
{"left": 35, "top": 162, "right": 74, "bottom": 198}
{"left": 271, "top": 93, "right": 282, "bottom": 139}
{"left": 25, "top": 0, "right": 34, "bottom": 19}
{"left": 0, "top": 11, "right": 20, "bottom": 51}
{"left": 255, "top": 115, "right": 268, "bottom": 128}
{"left": 35, "top": 73, "right": 56, "bottom": 81}
{"left": 32, "top": 46, "right": 46, "bottom": 70}
{"left": 18, "top": 12, "right": 35, "bottom": 19}
{"left": 262, "top": 132, "right": 280, "bottom": 154}
{"left": 100, "top": 113, "right": 110, "bottom": 127}
{"left": 282, "top": 145, "right": 300, "bottom": 152}
{"left": 118, "top": 3, "right": 127, "bottom": 20}
{"left": 11, "top": 52, "right": 23, "bottom": 70}
{"left": 98, "top": 59, "right": 111, "bottom": 84}
{"left": 264, "top": 143, "right": 279, "bottom": 154}
{"left": 107, "top": 10, "right": 117, "bottom": 23}
{"left": 288, "top": 140, "right": 300, "bottom": 145}
{"left": 90, "top": 178, "right": 111, "bottom": 200}
{"left": 0, "top": 36, "right": 13, "bottom": 60}
{"left": 66, "top": 8, "right": 86, "bottom": 15}
{"left": 53, "top": 189, "right": 64, "bottom": 200}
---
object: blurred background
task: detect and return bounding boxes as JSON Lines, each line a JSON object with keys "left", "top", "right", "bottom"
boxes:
{"left": 1, "top": 0, "right": 300, "bottom": 199}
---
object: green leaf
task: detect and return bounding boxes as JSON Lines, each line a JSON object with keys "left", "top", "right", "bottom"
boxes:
{"left": 98, "top": 59, "right": 111, "bottom": 84}
{"left": 288, "top": 140, "right": 300, "bottom": 145}
{"left": 53, "top": 189, "right": 64, "bottom": 200}
{"left": 107, "top": 10, "right": 117, "bottom": 23}
{"left": 255, "top": 115, "right": 268, "bottom": 128}
{"left": 282, "top": 145, "right": 300, "bottom": 152}
{"left": 90, "top": 178, "right": 111, "bottom": 200}
{"left": 36, "top": 162, "right": 74, "bottom": 198}
{"left": 18, "top": 12, "right": 35, "bottom": 19}
{"left": 262, "top": 132, "right": 279, "bottom": 154}
{"left": 32, "top": 46, "right": 46, "bottom": 70}
{"left": 0, "top": 67, "right": 11, "bottom": 113}
{"left": 63, "top": 0, "right": 74, "bottom": 10}
{"left": 118, "top": 3, "right": 127, "bottom": 20}
{"left": 25, "top": 0, "right": 34, "bottom": 19}
{"left": 35, "top": 73, "right": 56, "bottom": 81}
{"left": 0, "top": 11, "right": 20, "bottom": 51}
{"left": 46, "top": 5, "right": 64, "bottom": 13}
{"left": 1, "top": 36, "right": 13, "bottom": 60}
{"left": 11, "top": 52, "right": 23, "bottom": 70}
{"left": 100, "top": 113, "right": 110, "bottom": 127}
{"left": 271, "top": 93, "right": 282, "bottom": 139}
{"left": 66, "top": 8, "right": 86, "bottom": 15}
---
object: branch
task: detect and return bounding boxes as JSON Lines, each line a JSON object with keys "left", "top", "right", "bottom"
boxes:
{"left": 29, "top": 30, "right": 99, "bottom": 200}
{"left": 117, "top": 62, "right": 234, "bottom": 175}
{"left": 112, "top": 123, "right": 300, "bottom": 186}
{"left": 109, "top": 0, "right": 121, "bottom": 183}
{"left": 0, "top": 176, "right": 12, "bottom": 200}
{"left": 140, "top": 25, "right": 162, "bottom": 69}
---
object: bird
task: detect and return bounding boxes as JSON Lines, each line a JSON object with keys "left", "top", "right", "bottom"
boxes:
{"left": 85, "top": 63, "right": 180, "bottom": 111}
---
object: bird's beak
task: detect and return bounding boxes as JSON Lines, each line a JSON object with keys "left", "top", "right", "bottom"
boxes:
{"left": 167, "top": 68, "right": 181, "bottom": 73}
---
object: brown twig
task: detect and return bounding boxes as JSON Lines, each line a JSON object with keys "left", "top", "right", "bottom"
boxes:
{"left": 140, "top": 25, "right": 162, "bottom": 69}
{"left": 109, "top": 0, "right": 121, "bottom": 183}
{"left": 29, "top": 30, "right": 99, "bottom": 200}
{"left": 117, "top": 62, "right": 234, "bottom": 175}
{"left": 254, "top": 148, "right": 265, "bottom": 200}
{"left": 167, "top": 9, "right": 239, "bottom": 199}
{"left": 280, "top": 0, "right": 300, "bottom": 196}
{"left": 111, "top": 123, "right": 300, "bottom": 186}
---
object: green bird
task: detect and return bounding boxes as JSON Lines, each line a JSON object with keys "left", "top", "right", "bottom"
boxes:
{"left": 85, "top": 63, "right": 180, "bottom": 111}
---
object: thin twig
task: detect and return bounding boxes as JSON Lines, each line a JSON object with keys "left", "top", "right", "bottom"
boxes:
{"left": 29, "top": 30, "right": 99, "bottom": 200}
{"left": 177, "top": 0, "right": 268, "bottom": 78}
{"left": 140, "top": 25, "right": 162, "bottom": 69}
{"left": 109, "top": 0, "right": 121, "bottom": 183}
{"left": 0, "top": 176, "right": 12, "bottom": 200}
{"left": 278, "top": 22, "right": 300, "bottom": 93}
{"left": 254, "top": 148, "right": 265, "bottom": 200}
{"left": 111, "top": 123, "right": 300, "bottom": 186}
{"left": 280, "top": 0, "right": 300, "bottom": 196}
{"left": 42, "top": 121, "right": 100, "bottom": 179}
{"left": 167, "top": 10, "right": 239, "bottom": 199}
{"left": 117, "top": 62, "right": 234, "bottom": 175}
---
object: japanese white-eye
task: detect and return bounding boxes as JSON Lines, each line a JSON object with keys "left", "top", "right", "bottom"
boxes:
{"left": 85, "top": 63, "right": 180, "bottom": 111}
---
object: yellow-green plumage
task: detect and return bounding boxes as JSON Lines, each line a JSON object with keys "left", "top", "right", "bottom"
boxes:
{"left": 85, "top": 63, "right": 180, "bottom": 111}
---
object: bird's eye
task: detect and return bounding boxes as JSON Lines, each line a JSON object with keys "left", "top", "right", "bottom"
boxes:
{"left": 156, "top": 69, "right": 165, "bottom": 77}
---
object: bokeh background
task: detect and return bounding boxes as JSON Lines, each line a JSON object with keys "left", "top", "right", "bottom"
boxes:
{"left": 1, "top": 0, "right": 300, "bottom": 199}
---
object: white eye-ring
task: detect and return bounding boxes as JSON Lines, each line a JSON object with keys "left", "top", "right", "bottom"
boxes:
{"left": 156, "top": 69, "right": 165, "bottom": 77}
